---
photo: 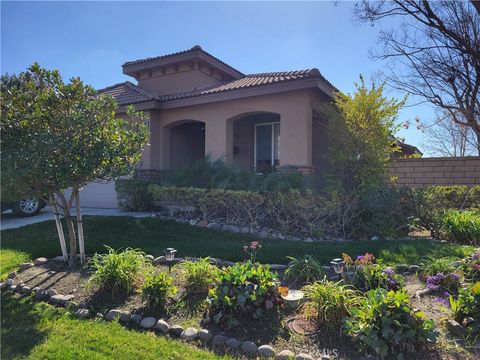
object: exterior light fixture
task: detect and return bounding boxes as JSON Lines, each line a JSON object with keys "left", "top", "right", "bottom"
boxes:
{"left": 330, "top": 258, "right": 345, "bottom": 275}
{"left": 165, "top": 247, "right": 177, "bottom": 272}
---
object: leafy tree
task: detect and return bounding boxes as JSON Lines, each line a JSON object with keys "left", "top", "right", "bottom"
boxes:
{"left": 324, "top": 76, "right": 404, "bottom": 195}
{"left": 1, "top": 64, "right": 148, "bottom": 266}
{"left": 354, "top": 0, "right": 480, "bottom": 155}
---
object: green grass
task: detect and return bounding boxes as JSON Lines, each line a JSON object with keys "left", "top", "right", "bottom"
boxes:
{"left": 1, "top": 216, "right": 474, "bottom": 267}
{"left": 1, "top": 249, "right": 31, "bottom": 279}
{"left": 1, "top": 294, "right": 228, "bottom": 360}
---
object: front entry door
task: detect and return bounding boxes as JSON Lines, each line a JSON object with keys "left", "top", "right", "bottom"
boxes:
{"left": 254, "top": 122, "right": 280, "bottom": 173}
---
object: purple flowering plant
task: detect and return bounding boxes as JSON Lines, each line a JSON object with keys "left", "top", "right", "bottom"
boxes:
{"left": 426, "top": 272, "right": 461, "bottom": 294}
{"left": 463, "top": 251, "right": 480, "bottom": 283}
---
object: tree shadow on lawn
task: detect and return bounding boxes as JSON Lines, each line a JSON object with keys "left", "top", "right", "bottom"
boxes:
{"left": 1, "top": 294, "right": 51, "bottom": 359}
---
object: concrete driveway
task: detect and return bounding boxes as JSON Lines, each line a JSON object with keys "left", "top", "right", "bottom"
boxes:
{"left": 1, "top": 206, "right": 151, "bottom": 230}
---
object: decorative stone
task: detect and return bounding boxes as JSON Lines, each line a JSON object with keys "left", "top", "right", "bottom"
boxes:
{"left": 155, "top": 319, "right": 170, "bottom": 334}
{"left": 212, "top": 334, "right": 228, "bottom": 347}
{"left": 15, "top": 283, "right": 25, "bottom": 292}
{"left": 153, "top": 256, "right": 166, "bottom": 264}
{"left": 269, "top": 264, "right": 287, "bottom": 271}
{"left": 6, "top": 279, "right": 14, "bottom": 286}
{"left": 9, "top": 285, "right": 17, "bottom": 292}
{"left": 131, "top": 314, "right": 143, "bottom": 325}
{"left": 207, "top": 222, "right": 221, "bottom": 229}
{"left": 265, "top": 299, "right": 274, "bottom": 310}
{"left": 140, "top": 317, "right": 156, "bottom": 329}
{"left": 7, "top": 271, "right": 16, "bottom": 279}
{"left": 181, "top": 327, "right": 199, "bottom": 341}
{"left": 0, "top": 282, "right": 7, "bottom": 290}
{"left": 225, "top": 338, "right": 241, "bottom": 350}
{"left": 75, "top": 308, "right": 90, "bottom": 318}
{"left": 395, "top": 264, "right": 409, "bottom": 273}
{"left": 208, "top": 258, "right": 222, "bottom": 266}
{"left": 189, "top": 219, "right": 198, "bottom": 226}
{"left": 408, "top": 265, "right": 420, "bottom": 273}
{"left": 105, "top": 309, "right": 123, "bottom": 321}
{"left": 21, "top": 286, "right": 31, "bottom": 294}
{"left": 304, "top": 237, "right": 314, "bottom": 243}
{"left": 48, "top": 271, "right": 57, "bottom": 276}
{"left": 196, "top": 219, "right": 208, "bottom": 227}
{"left": 241, "top": 227, "right": 250, "bottom": 234}
{"left": 145, "top": 255, "right": 154, "bottom": 262}
{"left": 35, "top": 289, "right": 49, "bottom": 300}
{"left": 370, "top": 235, "right": 380, "bottom": 241}
{"left": 169, "top": 325, "right": 184, "bottom": 337}
{"left": 222, "top": 261, "right": 235, "bottom": 267}
{"left": 34, "top": 257, "right": 48, "bottom": 265}
{"left": 49, "top": 294, "right": 75, "bottom": 305}
{"left": 258, "top": 345, "right": 276, "bottom": 357}
{"left": 51, "top": 256, "right": 66, "bottom": 262}
{"left": 198, "top": 329, "right": 213, "bottom": 343}
{"left": 119, "top": 311, "right": 131, "bottom": 323}
{"left": 296, "top": 354, "right": 314, "bottom": 360}
{"left": 241, "top": 341, "right": 257, "bottom": 354}
{"left": 447, "top": 319, "right": 466, "bottom": 337}
{"left": 450, "top": 261, "right": 463, "bottom": 268}
{"left": 19, "top": 262, "right": 34, "bottom": 271}
{"left": 276, "top": 350, "right": 295, "bottom": 360}
{"left": 32, "top": 287, "right": 40, "bottom": 293}
{"left": 47, "top": 289, "right": 58, "bottom": 297}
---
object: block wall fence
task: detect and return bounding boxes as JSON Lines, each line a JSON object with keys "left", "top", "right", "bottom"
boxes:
{"left": 389, "top": 156, "right": 480, "bottom": 187}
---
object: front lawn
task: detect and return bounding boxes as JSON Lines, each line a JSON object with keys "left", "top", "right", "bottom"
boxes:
{"left": 1, "top": 216, "right": 474, "bottom": 278}
{"left": 1, "top": 294, "right": 229, "bottom": 360}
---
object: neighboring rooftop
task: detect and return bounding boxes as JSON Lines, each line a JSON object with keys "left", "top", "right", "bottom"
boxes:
{"left": 97, "top": 81, "right": 156, "bottom": 105}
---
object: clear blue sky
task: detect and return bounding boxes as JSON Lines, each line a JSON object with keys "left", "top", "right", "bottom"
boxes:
{"left": 1, "top": 1, "right": 436, "bottom": 153}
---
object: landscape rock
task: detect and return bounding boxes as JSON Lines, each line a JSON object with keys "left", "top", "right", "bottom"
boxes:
{"left": 304, "top": 237, "right": 314, "bottom": 243}
{"left": 225, "top": 338, "right": 241, "bottom": 350}
{"left": 47, "top": 289, "right": 58, "bottom": 297}
{"left": 0, "top": 282, "right": 7, "bottom": 290}
{"left": 181, "top": 327, "right": 199, "bottom": 341}
{"left": 169, "top": 325, "right": 184, "bottom": 337}
{"left": 49, "top": 294, "right": 75, "bottom": 305}
{"left": 75, "top": 308, "right": 90, "bottom": 318}
{"left": 19, "top": 263, "right": 34, "bottom": 271}
{"left": 119, "top": 311, "right": 131, "bottom": 323}
{"left": 6, "top": 279, "right": 14, "bottom": 286}
{"left": 450, "top": 261, "right": 463, "bottom": 268}
{"left": 207, "top": 222, "right": 221, "bottom": 229}
{"left": 15, "top": 283, "right": 25, "bottom": 292}
{"left": 212, "top": 334, "right": 228, "bottom": 347}
{"left": 145, "top": 255, "right": 154, "bottom": 262}
{"left": 276, "top": 350, "right": 295, "bottom": 359}
{"left": 51, "top": 256, "right": 66, "bottom": 262}
{"left": 196, "top": 219, "right": 208, "bottom": 227}
{"left": 370, "top": 235, "right": 380, "bottom": 241}
{"left": 222, "top": 261, "right": 235, "bottom": 267}
{"left": 155, "top": 319, "right": 170, "bottom": 334}
{"left": 258, "top": 345, "right": 276, "bottom": 357}
{"left": 208, "top": 258, "right": 222, "bottom": 266}
{"left": 35, "top": 289, "right": 49, "bottom": 300}
{"left": 9, "top": 285, "right": 17, "bottom": 292}
{"left": 296, "top": 354, "right": 314, "bottom": 360}
{"left": 408, "top": 265, "right": 421, "bottom": 273}
{"left": 153, "top": 256, "right": 166, "bottom": 264}
{"left": 269, "top": 264, "right": 287, "bottom": 271}
{"left": 241, "top": 341, "right": 257, "bottom": 354}
{"left": 140, "top": 317, "right": 156, "bottom": 329}
{"left": 34, "top": 257, "right": 48, "bottom": 266}
{"left": 198, "top": 329, "right": 213, "bottom": 343}
{"left": 241, "top": 227, "right": 250, "bottom": 234}
{"left": 131, "top": 314, "right": 143, "bottom": 325}
{"left": 21, "top": 286, "right": 32, "bottom": 294}
{"left": 7, "top": 272, "right": 16, "bottom": 279}
{"left": 265, "top": 299, "right": 274, "bottom": 310}
{"left": 32, "top": 287, "right": 40, "bottom": 293}
{"left": 105, "top": 309, "right": 123, "bottom": 321}
{"left": 395, "top": 264, "right": 409, "bottom": 273}
{"left": 447, "top": 319, "right": 466, "bottom": 337}
{"left": 189, "top": 219, "right": 198, "bottom": 226}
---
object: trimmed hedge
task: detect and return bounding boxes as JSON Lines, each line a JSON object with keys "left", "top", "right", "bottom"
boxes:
{"left": 115, "top": 179, "right": 158, "bottom": 211}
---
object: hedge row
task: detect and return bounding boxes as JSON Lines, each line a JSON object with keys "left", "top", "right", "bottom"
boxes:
{"left": 116, "top": 180, "right": 480, "bottom": 241}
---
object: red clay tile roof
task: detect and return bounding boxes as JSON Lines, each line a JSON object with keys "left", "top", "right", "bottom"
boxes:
{"left": 97, "top": 81, "right": 156, "bottom": 105}
{"left": 123, "top": 45, "right": 244, "bottom": 77}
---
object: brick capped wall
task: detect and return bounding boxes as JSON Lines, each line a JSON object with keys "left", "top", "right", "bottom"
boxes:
{"left": 389, "top": 156, "right": 480, "bottom": 187}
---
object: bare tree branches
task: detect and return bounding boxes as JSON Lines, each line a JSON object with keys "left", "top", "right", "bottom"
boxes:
{"left": 355, "top": 0, "right": 480, "bottom": 154}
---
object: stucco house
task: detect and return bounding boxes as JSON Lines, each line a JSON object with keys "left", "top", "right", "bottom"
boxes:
{"left": 99, "top": 45, "right": 419, "bottom": 184}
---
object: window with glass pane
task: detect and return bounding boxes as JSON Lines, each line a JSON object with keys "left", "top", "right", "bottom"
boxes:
{"left": 255, "top": 122, "right": 280, "bottom": 172}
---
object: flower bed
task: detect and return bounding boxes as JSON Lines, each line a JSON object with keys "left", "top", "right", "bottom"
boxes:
{"left": 3, "top": 245, "right": 480, "bottom": 359}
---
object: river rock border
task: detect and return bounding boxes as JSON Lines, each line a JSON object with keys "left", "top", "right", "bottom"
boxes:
{"left": 1, "top": 257, "right": 332, "bottom": 360}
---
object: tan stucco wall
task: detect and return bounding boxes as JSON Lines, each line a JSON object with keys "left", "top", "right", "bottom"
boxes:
{"left": 137, "top": 64, "right": 224, "bottom": 95}
{"left": 145, "top": 89, "right": 316, "bottom": 171}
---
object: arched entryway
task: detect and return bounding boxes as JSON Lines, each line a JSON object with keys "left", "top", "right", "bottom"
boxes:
{"left": 230, "top": 112, "right": 280, "bottom": 173}
{"left": 169, "top": 120, "right": 205, "bottom": 169}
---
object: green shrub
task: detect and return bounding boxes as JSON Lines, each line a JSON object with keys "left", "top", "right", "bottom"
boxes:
{"left": 89, "top": 247, "right": 152, "bottom": 295}
{"left": 207, "top": 261, "right": 281, "bottom": 328}
{"left": 442, "top": 209, "right": 480, "bottom": 245}
{"left": 449, "top": 282, "right": 480, "bottom": 341}
{"left": 141, "top": 272, "right": 177, "bottom": 309}
{"left": 355, "top": 263, "right": 404, "bottom": 291}
{"left": 285, "top": 255, "right": 324, "bottom": 286}
{"left": 301, "top": 279, "right": 359, "bottom": 331}
{"left": 173, "top": 258, "right": 219, "bottom": 296}
{"left": 115, "top": 179, "right": 157, "bottom": 211}
{"left": 420, "top": 257, "right": 457, "bottom": 277}
{"left": 463, "top": 251, "right": 480, "bottom": 283}
{"left": 250, "top": 171, "right": 310, "bottom": 193}
{"left": 344, "top": 288, "right": 437, "bottom": 358}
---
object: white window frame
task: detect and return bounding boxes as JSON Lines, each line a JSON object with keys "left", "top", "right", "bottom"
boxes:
{"left": 254, "top": 122, "right": 280, "bottom": 173}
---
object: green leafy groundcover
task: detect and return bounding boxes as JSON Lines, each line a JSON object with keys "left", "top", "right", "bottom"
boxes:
{"left": 1, "top": 294, "right": 229, "bottom": 360}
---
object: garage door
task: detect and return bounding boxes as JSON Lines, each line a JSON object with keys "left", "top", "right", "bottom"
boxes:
{"left": 65, "top": 181, "right": 118, "bottom": 209}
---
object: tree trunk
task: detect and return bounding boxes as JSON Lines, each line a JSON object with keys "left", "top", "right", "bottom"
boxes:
{"left": 56, "top": 191, "right": 77, "bottom": 268}
{"left": 51, "top": 195, "right": 68, "bottom": 262}
{"left": 75, "top": 191, "right": 86, "bottom": 265}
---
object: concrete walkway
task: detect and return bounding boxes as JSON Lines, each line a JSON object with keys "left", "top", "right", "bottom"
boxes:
{"left": 1, "top": 206, "right": 151, "bottom": 230}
